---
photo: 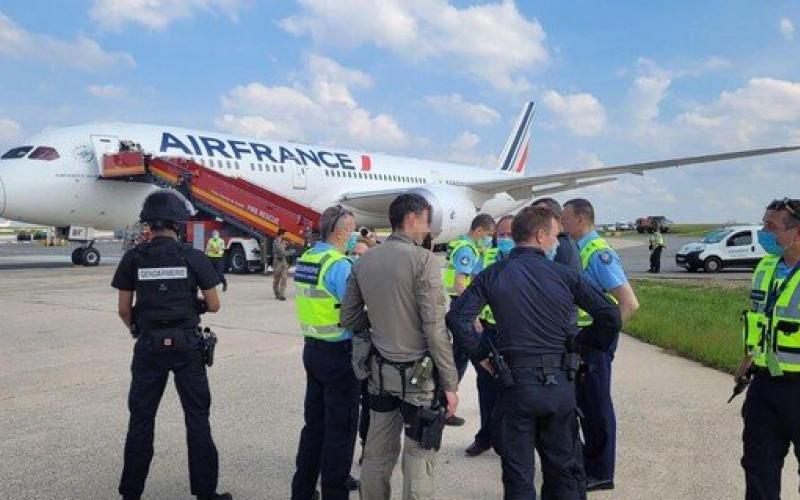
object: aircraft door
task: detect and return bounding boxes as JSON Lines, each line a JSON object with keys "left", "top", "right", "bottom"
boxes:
{"left": 90, "top": 135, "right": 120, "bottom": 175}
{"left": 292, "top": 164, "right": 308, "bottom": 190}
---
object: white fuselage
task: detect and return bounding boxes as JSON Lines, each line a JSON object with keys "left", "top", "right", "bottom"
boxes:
{"left": 0, "top": 123, "right": 523, "bottom": 231}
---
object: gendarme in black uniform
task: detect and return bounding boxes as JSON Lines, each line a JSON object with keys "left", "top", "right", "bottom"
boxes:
{"left": 112, "top": 191, "right": 228, "bottom": 500}
{"left": 447, "top": 245, "right": 621, "bottom": 500}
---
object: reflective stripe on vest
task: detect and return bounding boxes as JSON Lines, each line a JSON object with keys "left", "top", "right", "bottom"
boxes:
{"left": 577, "top": 237, "right": 619, "bottom": 327}
{"left": 294, "top": 248, "right": 349, "bottom": 340}
{"left": 479, "top": 247, "right": 500, "bottom": 324}
{"left": 443, "top": 238, "right": 480, "bottom": 297}
{"left": 748, "top": 255, "right": 800, "bottom": 374}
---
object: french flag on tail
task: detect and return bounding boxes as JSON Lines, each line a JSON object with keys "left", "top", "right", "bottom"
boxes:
{"left": 497, "top": 101, "right": 535, "bottom": 175}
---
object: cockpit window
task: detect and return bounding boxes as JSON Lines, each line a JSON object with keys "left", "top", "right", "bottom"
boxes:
{"left": 28, "top": 146, "right": 60, "bottom": 161}
{"left": 1, "top": 146, "right": 33, "bottom": 159}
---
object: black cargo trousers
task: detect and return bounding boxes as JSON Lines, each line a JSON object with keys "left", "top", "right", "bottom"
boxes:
{"left": 118, "top": 333, "right": 219, "bottom": 498}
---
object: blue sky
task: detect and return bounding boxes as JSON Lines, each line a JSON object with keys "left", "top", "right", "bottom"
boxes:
{"left": 1, "top": 0, "right": 800, "bottom": 223}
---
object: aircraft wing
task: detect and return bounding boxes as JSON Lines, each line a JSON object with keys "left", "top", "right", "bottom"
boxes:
{"left": 460, "top": 145, "right": 800, "bottom": 200}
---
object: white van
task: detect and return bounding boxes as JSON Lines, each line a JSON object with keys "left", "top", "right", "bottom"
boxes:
{"left": 675, "top": 225, "right": 766, "bottom": 273}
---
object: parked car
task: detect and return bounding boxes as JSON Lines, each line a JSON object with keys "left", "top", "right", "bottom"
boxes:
{"left": 636, "top": 215, "right": 673, "bottom": 233}
{"left": 675, "top": 225, "right": 764, "bottom": 273}
{"left": 615, "top": 221, "right": 632, "bottom": 231}
{"left": 32, "top": 230, "right": 47, "bottom": 240}
{"left": 16, "top": 231, "right": 32, "bottom": 241}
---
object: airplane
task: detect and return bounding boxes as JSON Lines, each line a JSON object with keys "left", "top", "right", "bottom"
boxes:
{"left": 0, "top": 101, "right": 798, "bottom": 266}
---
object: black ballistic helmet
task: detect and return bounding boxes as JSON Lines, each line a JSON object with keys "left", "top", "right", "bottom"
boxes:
{"left": 139, "top": 190, "right": 190, "bottom": 223}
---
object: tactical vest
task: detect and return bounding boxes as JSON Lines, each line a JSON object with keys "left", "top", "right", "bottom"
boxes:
{"left": 744, "top": 255, "right": 800, "bottom": 374}
{"left": 294, "top": 247, "right": 350, "bottom": 340}
{"left": 443, "top": 238, "right": 480, "bottom": 297}
{"left": 133, "top": 241, "right": 199, "bottom": 329}
{"left": 479, "top": 247, "right": 501, "bottom": 324}
{"left": 577, "top": 237, "right": 620, "bottom": 327}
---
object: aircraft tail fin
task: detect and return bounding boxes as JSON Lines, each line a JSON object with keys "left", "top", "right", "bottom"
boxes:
{"left": 497, "top": 101, "right": 535, "bottom": 176}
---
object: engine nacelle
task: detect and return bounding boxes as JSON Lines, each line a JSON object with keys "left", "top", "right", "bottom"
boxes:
{"left": 408, "top": 186, "right": 479, "bottom": 243}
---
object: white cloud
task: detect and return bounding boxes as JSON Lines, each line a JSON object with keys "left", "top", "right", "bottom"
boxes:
{"left": 90, "top": 0, "right": 248, "bottom": 31}
{"left": 676, "top": 78, "right": 800, "bottom": 148}
{"left": 780, "top": 18, "right": 795, "bottom": 40}
{"left": 0, "top": 117, "right": 23, "bottom": 145}
{"left": 542, "top": 90, "right": 607, "bottom": 137}
{"left": 0, "top": 11, "right": 135, "bottom": 71}
{"left": 424, "top": 94, "right": 500, "bottom": 126}
{"left": 216, "top": 55, "right": 410, "bottom": 150}
{"left": 281, "top": 0, "right": 548, "bottom": 91}
{"left": 442, "top": 131, "right": 496, "bottom": 166}
{"left": 87, "top": 84, "right": 128, "bottom": 99}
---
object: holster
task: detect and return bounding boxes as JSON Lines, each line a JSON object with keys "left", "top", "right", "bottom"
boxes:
{"left": 195, "top": 327, "right": 217, "bottom": 367}
{"left": 351, "top": 330, "right": 373, "bottom": 381}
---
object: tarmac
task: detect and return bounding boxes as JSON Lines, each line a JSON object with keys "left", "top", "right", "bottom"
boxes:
{"left": 1, "top": 260, "right": 796, "bottom": 499}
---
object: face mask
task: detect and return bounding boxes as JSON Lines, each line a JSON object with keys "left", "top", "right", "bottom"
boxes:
{"left": 546, "top": 240, "right": 560, "bottom": 261}
{"left": 480, "top": 235, "right": 493, "bottom": 249}
{"left": 497, "top": 237, "right": 515, "bottom": 255}
{"left": 345, "top": 234, "right": 357, "bottom": 253}
{"left": 758, "top": 230, "right": 786, "bottom": 256}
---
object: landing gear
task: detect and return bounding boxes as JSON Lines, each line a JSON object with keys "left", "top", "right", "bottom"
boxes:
{"left": 70, "top": 242, "right": 101, "bottom": 267}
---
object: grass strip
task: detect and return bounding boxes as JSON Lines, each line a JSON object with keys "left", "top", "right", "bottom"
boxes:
{"left": 625, "top": 279, "right": 750, "bottom": 373}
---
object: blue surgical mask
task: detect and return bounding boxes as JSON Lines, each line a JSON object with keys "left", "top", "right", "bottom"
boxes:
{"left": 546, "top": 241, "right": 560, "bottom": 261}
{"left": 758, "top": 230, "right": 785, "bottom": 256}
{"left": 480, "top": 235, "right": 493, "bottom": 249}
{"left": 497, "top": 237, "right": 515, "bottom": 255}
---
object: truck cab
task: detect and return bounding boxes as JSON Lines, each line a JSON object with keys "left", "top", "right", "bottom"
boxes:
{"left": 675, "top": 225, "right": 765, "bottom": 273}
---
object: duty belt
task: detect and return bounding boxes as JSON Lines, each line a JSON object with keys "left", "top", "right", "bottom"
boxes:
{"left": 304, "top": 337, "right": 352, "bottom": 353}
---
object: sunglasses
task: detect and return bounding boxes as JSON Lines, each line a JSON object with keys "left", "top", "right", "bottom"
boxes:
{"left": 328, "top": 205, "right": 353, "bottom": 236}
{"left": 768, "top": 198, "right": 800, "bottom": 220}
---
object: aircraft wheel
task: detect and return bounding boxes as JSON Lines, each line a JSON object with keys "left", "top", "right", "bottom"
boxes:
{"left": 82, "top": 247, "right": 101, "bottom": 267}
{"left": 71, "top": 247, "right": 84, "bottom": 265}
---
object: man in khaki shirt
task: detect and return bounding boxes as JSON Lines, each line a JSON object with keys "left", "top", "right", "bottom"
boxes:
{"left": 341, "top": 193, "right": 459, "bottom": 500}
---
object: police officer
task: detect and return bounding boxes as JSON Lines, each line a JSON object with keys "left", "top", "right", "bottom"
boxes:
{"left": 738, "top": 198, "right": 800, "bottom": 500}
{"left": 340, "top": 193, "right": 459, "bottom": 500}
{"left": 648, "top": 228, "right": 666, "bottom": 273}
{"left": 291, "top": 206, "right": 361, "bottom": 500}
{"left": 112, "top": 191, "right": 231, "bottom": 500}
{"left": 532, "top": 197, "right": 582, "bottom": 272}
{"left": 443, "top": 213, "right": 496, "bottom": 426}
{"left": 447, "top": 206, "right": 621, "bottom": 499}
{"left": 561, "top": 198, "right": 640, "bottom": 492}
{"left": 465, "top": 214, "right": 514, "bottom": 457}
{"left": 205, "top": 229, "right": 228, "bottom": 291}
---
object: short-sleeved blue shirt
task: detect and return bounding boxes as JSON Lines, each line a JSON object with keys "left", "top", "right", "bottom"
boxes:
{"left": 451, "top": 235, "right": 482, "bottom": 275}
{"left": 577, "top": 231, "right": 628, "bottom": 292}
{"left": 306, "top": 242, "right": 353, "bottom": 340}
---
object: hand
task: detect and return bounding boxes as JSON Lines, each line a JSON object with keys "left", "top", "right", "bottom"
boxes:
{"left": 444, "top": 391, "right": 459, "bottom": 418}
{"left": 479, "top": 358, "right": 494, "bottom": 375}
{"left": 474, "top": 318, "right": 484, "bottom": 334}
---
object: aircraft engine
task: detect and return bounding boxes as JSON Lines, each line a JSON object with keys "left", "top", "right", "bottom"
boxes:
{"left": 408, "top": 185, "right": 479, "bottom": 243}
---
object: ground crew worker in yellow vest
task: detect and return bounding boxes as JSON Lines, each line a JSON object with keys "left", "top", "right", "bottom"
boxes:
{"left": 465, "top": 214, "right": 514, "bottom": 457}
{"left": 205, "top": 230, "right": 228, "bottom": 292}
{"left": 737, "top": 198, "right": 800, "bottom": 500}
{"left": 291, "top": 206, "right": 360, "bottom": 500}
{"left": 443, "top": 213, "right": 496, "bottom": 426}
{"left": 648, "top": 228, "right": 666, "bottom": 274}
{"left": 561, "top": 198, "right": 639, "bottom": 492}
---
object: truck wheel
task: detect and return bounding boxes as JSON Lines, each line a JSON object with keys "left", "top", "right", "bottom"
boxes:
{"left": 82, "top": 247, "right": 101, "bottom": 267}
{"left": 703, "top": 257, "right": 722, "bottom": 273}
{"left": 661, "top": 227, "right": 670, "bottom": 233}
{"left": 637, "top": 228, "right": 645, "bottom": 234}
{"left": 71, "top": 247, "right": 84, "bottom": 265}
{"left": 228, "top": 245, "right": 249, "bottom": 274}
{"left": 687, "top": 265, "right": 699, "bottom": 273}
